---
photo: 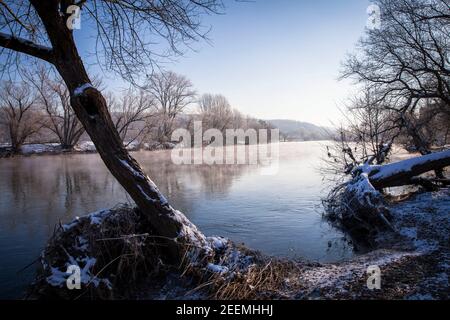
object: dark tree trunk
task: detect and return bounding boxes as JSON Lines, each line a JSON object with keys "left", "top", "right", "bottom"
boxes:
{"left": 30, "top": 1, "right": 207, "bottom": 262}
{"left": 403, "top": 115, "right": 445, "bottom": 179}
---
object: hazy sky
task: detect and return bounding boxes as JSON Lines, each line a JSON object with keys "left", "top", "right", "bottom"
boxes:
{"left": 78, "top": 0, "right": 372, "bottom": 126}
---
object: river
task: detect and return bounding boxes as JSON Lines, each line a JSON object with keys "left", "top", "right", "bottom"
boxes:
{"left": 0, "top": 141, "right": 354, "bottom": 298}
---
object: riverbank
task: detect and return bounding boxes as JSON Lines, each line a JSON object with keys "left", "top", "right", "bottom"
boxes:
{"left": 0, "top": 142, "right": 177, "bottom": 158}
{"left": 30, "top": 188, "right": 450, "bottom": 300}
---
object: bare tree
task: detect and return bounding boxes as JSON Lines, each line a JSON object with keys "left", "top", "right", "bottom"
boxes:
{"left": 398, "top": 100, "right": 450, "bottom": 150}
{"left": 0, "top": 0, "right": 224, "bottom": 262}
{"left": 323, "top": 88, "right": 400, "bottom": 186}
{"left": 342, "top": 0, "right": 450, "bottom": 155}
{"left": 26, "top": 68, "right": 85, "bottom": 150}
{"left": 145, "top": 71, "right": 196, "bottom": 143}
{"left": 198, "top": 93, "right": 234, "bottom": 132}
{"left": 325, "top": 0, "right": 450, "bottom": 236}
{"left": 194, "top": 93, "right": 274, "bottom": 144}
{"left": 0, "top": 81, "right": 42, "bottom": 152}
{"left": 107, "top": 89, "right": 156, "bottom": 147}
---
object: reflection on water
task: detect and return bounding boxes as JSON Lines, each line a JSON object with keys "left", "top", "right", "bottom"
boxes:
{"left": 0, "top": 141, "right": 353, "bottom": 298}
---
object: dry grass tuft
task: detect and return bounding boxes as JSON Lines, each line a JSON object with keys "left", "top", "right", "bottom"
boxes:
{"left": 29, "top": 205, "right": 174, "bottom": 299}
{"left": 210, "top": 258, "right": 303, "bottom": 300}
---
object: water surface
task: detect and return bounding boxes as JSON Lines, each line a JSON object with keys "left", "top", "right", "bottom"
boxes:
{"left": 0, "top": 141, "right": 353, "bottom": 298}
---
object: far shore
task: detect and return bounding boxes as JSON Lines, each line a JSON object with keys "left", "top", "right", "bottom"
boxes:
{"left": 0, "top": 140, "right": 331, "bottom": 159}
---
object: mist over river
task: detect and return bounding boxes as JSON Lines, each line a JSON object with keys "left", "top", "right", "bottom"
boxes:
{"left": 0, "top": 141, "right": 354, "bottom": 298}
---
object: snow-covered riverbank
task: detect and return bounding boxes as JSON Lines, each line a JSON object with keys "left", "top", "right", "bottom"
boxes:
{"left": 297, "top": 189, "right": 450, "bottom": 299}
{"left": 30, "top": 188, "right": 450, "bottom": 300}
{"left": 0, "top": 141, "right": 178, "bottom": 158}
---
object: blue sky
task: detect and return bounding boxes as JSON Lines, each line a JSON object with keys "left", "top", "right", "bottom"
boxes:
{"left": 75, "top": 0, "right": 372, "bottom": 126}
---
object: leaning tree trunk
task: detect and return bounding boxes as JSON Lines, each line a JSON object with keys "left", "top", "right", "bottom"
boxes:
{"left": 31, "top": 1, "right": 208, "bottom": 263}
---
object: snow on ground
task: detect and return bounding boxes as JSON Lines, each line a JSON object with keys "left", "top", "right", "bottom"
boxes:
{"left": 0, "top": 140, "right": 181, "bottom": 157}
{"left": 294, "top": 249, "right": 422, "bottom": 299}
{"left": 293, "top": 189, "right": 450, "bottom": 299}
{"left": 74, "top": 141, "right": 96, "bottom": 152}
{"left": 20, "top": 143, "right": 61, "bottom": 154}
{"left": 390, "top": 189, "right": 450, "bottom": 252}
{"left": 125, "top": 141, "right": 141, "bottom": 151}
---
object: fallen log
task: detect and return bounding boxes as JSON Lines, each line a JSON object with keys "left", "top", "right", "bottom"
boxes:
{"left": 365, "top": 149, "right": 450, "bottom": 189}
{"left": 324, "top": 149, "right": 450, "bottom": 244}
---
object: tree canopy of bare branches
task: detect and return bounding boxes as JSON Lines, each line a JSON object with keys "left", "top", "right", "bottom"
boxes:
{"left": 333, "top": 0, "right": 450, "bottom": 175}
{"left": 0, "top": 0, "right": 225, "bottom": 263}
{"left": 198, "top": 93, "right": 234, "bottom": 132}
{"left": 107, "top": 89, "right": 156, "bottom": 146}
{"left": 0, "top": 81, "right": 42, "bottom": 152}
{"left": 145, "top": 71, "right": 196, "bottom": 142}
{"left": 25, "top": 68, "right": 85, "bottom": 149}
{"left": 342, "top": 0, "right": 449, "bottom": 109}
{"left": 0, "top": 1, "right": 224, "bottom": 82}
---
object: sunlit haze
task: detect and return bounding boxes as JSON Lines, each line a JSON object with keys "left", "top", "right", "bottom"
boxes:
{"left": 78, "top": 0, "right": 371, "bottom": 127}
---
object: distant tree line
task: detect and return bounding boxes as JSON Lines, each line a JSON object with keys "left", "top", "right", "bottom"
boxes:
{"left": 0, "top": 70, "right": 272, "bottom": 154}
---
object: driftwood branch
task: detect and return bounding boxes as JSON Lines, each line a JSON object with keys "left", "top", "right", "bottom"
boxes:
{"left": 325, "top": 149, "right": 450, "bottom": 241}
{"left": 367, "top": 149, "right": 450, "bottom": 189}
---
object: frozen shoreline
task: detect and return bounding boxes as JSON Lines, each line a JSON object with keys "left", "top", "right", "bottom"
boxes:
{"left": 0, "top": 141, "right": 178, "bottom": 158}
{"left": 31, "top": 189, "right": 450, "bottom": 300}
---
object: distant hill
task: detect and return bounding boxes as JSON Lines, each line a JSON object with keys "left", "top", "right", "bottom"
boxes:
{"left": 268, "top": 119, "right": 334, "bottom": 141}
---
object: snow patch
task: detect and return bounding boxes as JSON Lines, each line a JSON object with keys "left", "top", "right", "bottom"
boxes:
{"left": 20, "top": 143, "right": 61, "bottom": 154}
{"left": 89, "top": 209, "right": 110, "bottom": 225}
{"left": 137, "top": 185, "right": 157, "bottom": 203}
{"left": 119, "top": 159, "right": 144, "bottom": 179}
{"left": 76, "top": 236, "right": 89, "bottom": 251}
{"left": 73, "top": 83, "right": 94, "bottom": 96}
{"left": 207, "top": 236, "right": 228, "bottom": 251}
{"left": 74, "top": 141, "right": 96, "bottom": 152}
{"left": 63, "top": 216, "right": 81, "bottom": 231}
{"left": 62, "top": 209, "right": 110, "bottom": 230}
{"left": 391, "top": 189, "right": 450, "bottom": 253}
{"left": 207, "top": 263, "right": 229, "bottom": 274}
{"left": 0, "top": 32, "right": 52, "bottom": 52}
{"left": 369, "top": 149, "right": 450, "bottom": 181}
{"left": 45, "top": 255, "right": 109, "bottom": 289}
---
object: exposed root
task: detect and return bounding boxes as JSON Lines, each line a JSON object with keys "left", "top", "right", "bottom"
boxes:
{"left": 29, "top": 205, "right": 180, "bottom": 299}
{"left": 323, "top": 175, "right": 395, "bottom": 249}
{"left": 28, "top": 205, "right": 261, "bottom": 299}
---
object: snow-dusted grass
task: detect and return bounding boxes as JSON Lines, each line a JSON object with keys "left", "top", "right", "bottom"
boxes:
{"left": 390, "top": 189, "right": 450, "bottom": 253}
{"left": 296, "top": 188, "right": 450, "bottom": 299}
{"left": 20, "top": 143, "right": 62, "bottom": 154}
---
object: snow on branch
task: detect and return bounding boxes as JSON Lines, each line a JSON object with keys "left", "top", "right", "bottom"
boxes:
{"left": 358, "top": 149, "right": 450, "bottom": 189}
{"left": 73, "top": 83, "right": 94, "bottom": 97}
{"left": 0, "top": 32, "right": 53, "bottom": 63}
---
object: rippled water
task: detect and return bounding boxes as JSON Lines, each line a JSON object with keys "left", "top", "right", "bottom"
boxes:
{"left": 0, "top": 141, "right": 354, "bottom": 298}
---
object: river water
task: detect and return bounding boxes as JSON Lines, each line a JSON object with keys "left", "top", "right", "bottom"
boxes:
{"left": 0, "top": 141, "right": 354, "bottom": 298}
